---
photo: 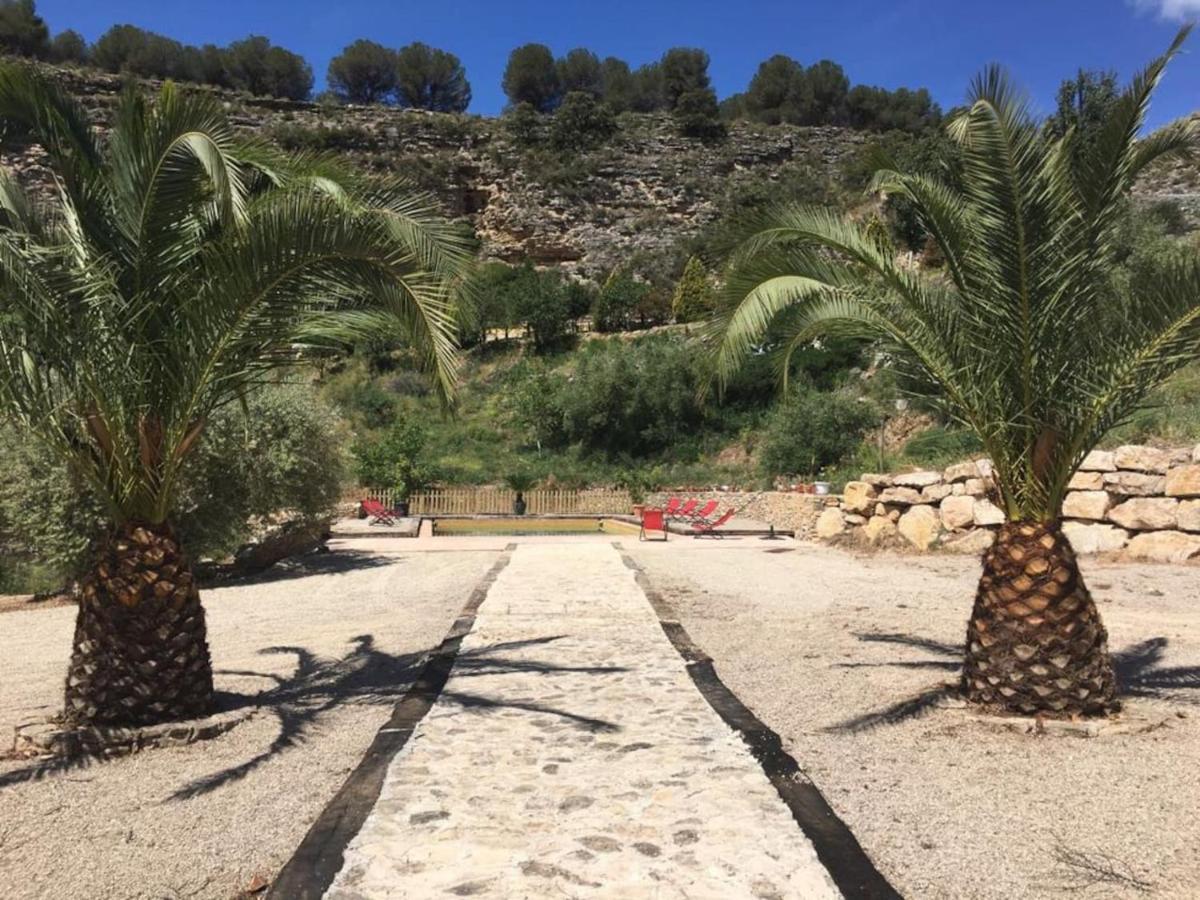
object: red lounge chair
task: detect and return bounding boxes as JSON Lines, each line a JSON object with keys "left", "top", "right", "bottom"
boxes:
{"left": 693, "top": 508, "right": 735, "bottom": 538}
{"left": 361, "top": 498, "right": 396, "bottom": 526}
{"left": 664, "top": 497, "right": 683, "bottom": 517}
{"left": 639, "top": 507, "right": 668, "bottom": 541}
{"left": 687, "top": 500, "right": 719, "bottom": 523}
{"left": 673, "top": 499, "right": 699, "bottom": 520}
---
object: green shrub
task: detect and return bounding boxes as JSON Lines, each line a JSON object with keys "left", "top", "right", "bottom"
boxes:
{"left": 269, "top": 122, "right": 373, "bottom": 152}
{"left": 506, "top": 361, "right": 567, "bottom": 449}
{"left": 550, "top": 91, "right": 618, "bottom": 151}
{"left": 557, "top": 337, "right": 705, "bottom": 456}
{"left": 901, "top": 426, "right": 983, "bottom": 467}
{"left": 504, "top": 101, "right": 544, "bottom": 147}
{"left": 351, "top": 420, "right": 436, "bottom": 499}
{"left": 593, "top": 269, "right": 649, "bottom": 332}
{"left": 671, "top": 256, "right": 715, "bottom": 323}
{"left": 673, "top": 87, "right": 726, "bottom": 140}
{"left": 759, "top": 388, "right": 881, "bottom": 478}
{"left": 344, "top": 379, "right": 398, "bottom": 423}
{"left": 176, "top": 384, "right": 347, "bottom": 555}
{"left": 0, "top": 384, "right": 347, "bottom": 588}
{"left": 0, "top": 426, "right": 107, "bottom": 580}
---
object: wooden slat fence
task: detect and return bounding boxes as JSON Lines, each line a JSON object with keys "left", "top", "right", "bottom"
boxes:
{"left": 355, "top": 487, "right": 631, "bottom": 515}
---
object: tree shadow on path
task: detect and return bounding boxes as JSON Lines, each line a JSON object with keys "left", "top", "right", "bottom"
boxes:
{"left": 0, "top": 633, "right": 627, "bottom": 798}
{"left": 825, "top": 631, "right": 1200, "bottom": 733}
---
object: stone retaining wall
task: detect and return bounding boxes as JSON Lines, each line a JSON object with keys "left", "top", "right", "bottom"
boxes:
{"left": 646, "top": 490, "right": 827, "bottom": 538}
{"left": 816, "top": 444, "right": 1200, "bottom": 563}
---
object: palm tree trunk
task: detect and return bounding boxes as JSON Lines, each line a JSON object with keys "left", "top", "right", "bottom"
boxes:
{"left": 63, "top": 521, "right": 214, "bottom": 726}
{"left": 963, "top": 521, "right": 1117, "bottom": 717}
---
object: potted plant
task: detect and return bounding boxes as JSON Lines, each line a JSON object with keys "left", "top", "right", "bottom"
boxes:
{"left": 619, "top": 468, "right": 656, "bottom": 515}
{"left": 505, "top": 471, "right": 537, "bottom": 515}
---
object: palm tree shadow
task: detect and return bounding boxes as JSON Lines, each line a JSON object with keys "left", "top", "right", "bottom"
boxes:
{"left": 201, "top": 549, "right": 395, "bottom": 587}
{"left": 0, "top": 633, "right": 627, "bottom": 798}
{"left": 825, "top": 632, "right": 1200, "bottom": 733}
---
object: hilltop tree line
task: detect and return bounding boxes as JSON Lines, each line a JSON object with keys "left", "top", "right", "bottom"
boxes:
{"left": 0, "top": 0, "right": 938, "bottom": 131}
{"left": 326, "top": 39, "right": 470, "bottom": 110}
{"left": 0, "top": 1, "right": 313, "bottom": 99}
{"left": 721, "top": 54, "right": 940, "bottom": 131}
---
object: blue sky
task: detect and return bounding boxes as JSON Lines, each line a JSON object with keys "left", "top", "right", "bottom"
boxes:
{"left": 36, "top": 0, "right": 1200, "bottom": 127}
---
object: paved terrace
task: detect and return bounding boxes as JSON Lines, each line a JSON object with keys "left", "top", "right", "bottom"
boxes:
{"left": 276, "top": 539, "right": 863, "bottom": 899}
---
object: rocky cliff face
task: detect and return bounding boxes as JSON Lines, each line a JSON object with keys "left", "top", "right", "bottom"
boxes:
{"left": 3, "top": 67, "right": 1196, "bottom": 278}
{"left": 0, "top": 67, "right": 859, "bottom": 278}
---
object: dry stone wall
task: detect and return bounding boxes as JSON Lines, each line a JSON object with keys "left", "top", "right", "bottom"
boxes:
{"left": 816, "top": 444, "right": 1200, "bottom": 563}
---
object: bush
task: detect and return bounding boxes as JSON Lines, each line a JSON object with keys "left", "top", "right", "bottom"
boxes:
{"left": 503, "top": 102, "right": 544, "bottom": 147}
{"left": 759, "top": 388, "right": 881, "bottom": 478}
{"left": 901, "top": 426, "right": 982, "bottom": 467}
{"left": 351, "top": 420, "right": 436, "bottom": 499}
{"left": 671, "top": 256, "right": 714, "bottom": 323}
{"left": 0, "top": 0, "right": 48, "bottom": 59}
{"left": 593, "top": 269, "right": 649, "bottom": 332}
{"left": 673, "top": 87, "right": 726, "bottom": 140}
{"left": 343, "top": 378, "right": 398, "bottom": 423}
{"left": 550, "top": 91, "right": 618, "bottom": 151}
{"left": 0, "top": 384, "right": 346, "bottom": 588}
{"left": 557, "top": 337, "right": 705, "bottom": 457}
{"left": 0, "top": 426, "right": 107, "bottom": 580}
{"left": 505, "top": 361, "right": 567, "bottom": 449}
{"left": 269, "top": 122, "right": 373, "bottom": 152}
{"left": 176, "top": 384, "right": 347, "bottom": 555}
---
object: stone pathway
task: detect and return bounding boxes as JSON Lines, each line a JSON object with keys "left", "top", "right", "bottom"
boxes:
{"left": 326, "top": 543, "right": 841, "bottom": 899}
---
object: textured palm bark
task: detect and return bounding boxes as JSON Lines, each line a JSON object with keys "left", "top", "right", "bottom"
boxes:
{"left": 63, "top": 521, "right": 214, "bottom": 726}
{"left": 963, "top": 521, "right": 1117, "bottom": 717}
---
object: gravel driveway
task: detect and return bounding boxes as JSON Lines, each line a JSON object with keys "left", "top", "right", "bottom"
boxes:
{"left": 0, "top": 541, "right": 499, "bottom": 900}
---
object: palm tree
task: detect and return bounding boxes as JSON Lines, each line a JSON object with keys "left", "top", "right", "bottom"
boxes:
{"left": 0, "top": 65, "right": 472, "bottom": 727}
{"left": 707, "top": 30, "right": 1200, "bottom": 717}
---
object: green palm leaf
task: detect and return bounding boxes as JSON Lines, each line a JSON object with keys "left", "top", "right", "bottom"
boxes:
{"left": 708, "top": 26, "right": 1200, "bottom": 522}
{"left": 0, "top": 65, "right": 470, "bottom": 525}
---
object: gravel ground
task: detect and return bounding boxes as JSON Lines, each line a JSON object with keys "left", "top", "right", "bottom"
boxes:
{"left": 0, "top": 540, "right": 500, "bottom": 900}
{"left": 627, "top": 539, "right": 1200, "bottom": 900}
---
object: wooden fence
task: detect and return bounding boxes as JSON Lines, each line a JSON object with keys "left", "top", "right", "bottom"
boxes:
{"left": 358, "top": 487, "right": 632, "bottom": 515}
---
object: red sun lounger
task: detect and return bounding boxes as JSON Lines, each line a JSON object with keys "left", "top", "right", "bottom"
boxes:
{"left": 663, "top": 497, "right": 683, "bottom": 517}
{"left": 361, "top": 498, "right": 396, "bottom": 526}
{"left": 687, "top": 500, "right": 719, "bottom": 523}
{"left": 692, "top": 508, "right": 735, "bottom": 538}
{"left": 673, "top": 498, "right": 699, "bottom": 520}
{"left": 639, "top": 507, "right": 668, "bottom": 541}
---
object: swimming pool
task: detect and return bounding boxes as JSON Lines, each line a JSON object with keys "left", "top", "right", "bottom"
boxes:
{"left": 429, "top": 516, "right": 640, "bottom": 536}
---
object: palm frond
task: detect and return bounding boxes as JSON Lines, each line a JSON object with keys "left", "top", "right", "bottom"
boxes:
{"left": 706, "top": 29, "right": 1200, "bottom": 521}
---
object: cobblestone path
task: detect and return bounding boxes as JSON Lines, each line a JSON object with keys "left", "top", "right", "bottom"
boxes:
{"left": 326, "top": 542, "right": 841, "bottom": 899}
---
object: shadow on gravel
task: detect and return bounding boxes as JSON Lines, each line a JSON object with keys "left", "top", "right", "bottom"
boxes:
{"left": 0, "top": 634, "right": 626, "bottom": 797}
{"left": 200, "top": 548, "right": 395, "bottom": 587}
{"left": 825, "top": 631, "right": 1200, "bottom": 733}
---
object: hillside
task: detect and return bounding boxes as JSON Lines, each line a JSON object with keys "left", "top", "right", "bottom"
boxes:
{"left": 2, "top": 61, "right": 1199, "bottom": 500}
{"left": 4, "top": 63, "right": 1197, "bottom": 280}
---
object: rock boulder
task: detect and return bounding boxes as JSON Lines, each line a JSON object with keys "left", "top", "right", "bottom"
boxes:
{"left": 1107, "top": 498, "right": 1179, "bottom": 531}
{"left": 1124, "top": 531, "right": 1200, "bottom": 563}
{"left": 1062, "top": 522, "right": 1129, "bottom": 554}
{"left": 1114, "top": 445, "right": 1172, "bottom": 474}
{"left": 1165, "top": 465, "right": 1200, "bottom": 498}
{"left": 1062, "top": 490, "right": 1111, "bottom": 521}
{"left": 897, "top": 505, "right": 940, "bottom": 551}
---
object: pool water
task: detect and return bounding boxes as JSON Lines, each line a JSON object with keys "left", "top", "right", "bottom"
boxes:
{"left": 430, "top": 516, "right": 639, "bottom": 536}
